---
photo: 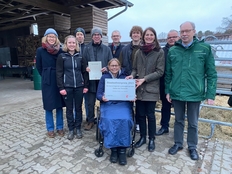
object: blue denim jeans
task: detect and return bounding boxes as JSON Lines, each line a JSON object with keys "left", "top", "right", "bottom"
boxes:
{"left": 45, "top": 108, "right": 63, "bottom": 131}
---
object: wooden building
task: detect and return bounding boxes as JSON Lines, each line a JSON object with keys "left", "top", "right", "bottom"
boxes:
{"left": 0, "top": 0, "right": 133, "bottom": 77}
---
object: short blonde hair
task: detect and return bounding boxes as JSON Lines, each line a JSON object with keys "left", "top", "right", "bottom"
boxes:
{"left": 62, "top": 35, "right": 79, "bottom": 52}
{"left": 41, "top": 35, "right": 60, "bottom": 46}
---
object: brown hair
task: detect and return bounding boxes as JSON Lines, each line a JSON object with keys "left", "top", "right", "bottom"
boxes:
{"left": 142, "top": 27, "right": 161, "bottom": 50}
{"left": 62, "top": 35, "right": 79, "bottom": 52}
{"left": 129, "top": 26, "right": 143, "bottom": 37}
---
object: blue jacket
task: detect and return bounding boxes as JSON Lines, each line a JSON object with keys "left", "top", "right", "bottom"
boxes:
{"left": 36, "top": 47, "right": 65, "bottom": 110}
{"left": 96, "top": 70, "right": 127, "bottom": 101}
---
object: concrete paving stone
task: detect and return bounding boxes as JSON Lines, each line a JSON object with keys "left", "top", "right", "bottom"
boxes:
{"left": 1, "top": 78, "right": 232, "bottom": 174}
{"left": 30, "top": 163, "right": 47, "bottom": 173}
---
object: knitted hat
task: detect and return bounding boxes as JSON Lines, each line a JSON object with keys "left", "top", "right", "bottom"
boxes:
{"left": 74, "top": 27, "right": 86, "bottom": 37}
{"left": 91, "top": 27, "right": 102, "bottom": 37}
{"left": 44, "top": 28, "right": 58, "bottom": 37}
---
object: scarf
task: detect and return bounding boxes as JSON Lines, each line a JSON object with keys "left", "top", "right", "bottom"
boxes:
{"left": 140, "top": 42, "right": 156, "bottom": 53}
{"left": 42, "top": 42, "right": 60, "bottom": 55}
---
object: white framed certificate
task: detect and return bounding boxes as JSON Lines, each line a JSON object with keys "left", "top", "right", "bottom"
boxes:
{"left": 105, "top": 79, "right": 136, "bottom": 101}
{"left": 88, "top": 61, "right": 102, "bottom": 80}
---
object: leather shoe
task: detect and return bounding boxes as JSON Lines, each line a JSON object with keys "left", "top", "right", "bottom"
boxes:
{"left": 148, "top": 138, "right": 155, "bottom": 152}
{"left": 189, "top": 149, "right": 199, "bottom": 160}
{"left": 168, "top": 144, "right": 183, "bottom": 155}
{"left": 135, "top": 136, "right": 146, "bottom": 148}
{"left": 156, "top": 127, "right": 169, "bottom": 136}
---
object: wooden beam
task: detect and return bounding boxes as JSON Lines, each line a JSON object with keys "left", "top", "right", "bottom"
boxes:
{"left": 13, "top": 0, "right": 70, "bottom": 15}
{"left": 70, "top": 0, "right": 103, "bottom": 6}
{"left": 0, "top": 4, "right": 26, "bottom": 14}
{"left": 0, "top": 21, "right": 31, "bottom": 31}
{"left": 0, "top": 11, "right": 48, "bottom": 24}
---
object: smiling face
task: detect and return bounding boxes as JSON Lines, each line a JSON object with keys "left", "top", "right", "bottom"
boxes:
{"left": 180, "top": 22, "right": 195, "bottom": 45}
{"left": 111, "top": 31, "right": 121, "bottom": 44}
{"left": 108, "top": 59, "right": 121, "bottom": 75}
{"left": 144, "top": 29, "right": 155, "bottom": 44}
{"left": 66, "top": 37, "right": 77, "bottom": 52}
{"left": 92, "top": 33, "right": 102, "bottom": 44}
{"left": 131, "top": 30, "right": 142, "bottom": 42}
{"left": 167, "top": 31, "right": 179, "bottom": 46}
{"left": 46, "top": 34, "right": 57, "bottom": 45}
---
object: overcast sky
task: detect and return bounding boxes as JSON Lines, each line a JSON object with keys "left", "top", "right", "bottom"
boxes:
{"left": 106, "top": 0, "right": 232, "bottom": 42}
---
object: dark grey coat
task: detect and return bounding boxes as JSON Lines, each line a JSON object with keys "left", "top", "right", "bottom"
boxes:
{"left": 132, "top": 49, "right": 165, "bottom": 101}
{"left": 83, "top": 41, "right": 113, "bottom": 92}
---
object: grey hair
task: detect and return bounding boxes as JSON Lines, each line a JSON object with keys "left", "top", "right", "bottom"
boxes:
{"left": 111, "top": 30, "right": 121, "bottom": 36}
{"left": 180, "top": 21, "right": 195, "bottom": 30}
{"left": 168, "top": 29, "right": 179, "bottom": 35}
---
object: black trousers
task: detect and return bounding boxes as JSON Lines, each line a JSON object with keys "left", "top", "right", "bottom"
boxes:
{"left": 136, "top": 100, "right": 156, "bottom": 139}
{"left": 160, "top": 97, "right": 172, "bottom": 129}
{"left": 64, "top": 87, "right": 83, "bottom": 131}
{"left": 86, "top": 92, "right": 96, "bottom": 123}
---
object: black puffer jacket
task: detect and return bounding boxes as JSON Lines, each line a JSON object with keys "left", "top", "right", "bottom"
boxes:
{"left": 56, "top": 52, "right": 89, "bottom": 90}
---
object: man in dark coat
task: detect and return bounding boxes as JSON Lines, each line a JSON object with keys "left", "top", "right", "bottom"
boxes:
{"left": 156, "top": 30, "right": 180, "bottom": 136}
{"left": 108, "top": 30, "right": 124, "bottom": 59}
{"left": 83, "top": 27, "right": 113, "bottom": 130}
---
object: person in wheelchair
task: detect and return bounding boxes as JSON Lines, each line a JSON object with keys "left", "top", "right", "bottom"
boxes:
{"left": 96, "top": 58, "right": 134, "bottom": 165}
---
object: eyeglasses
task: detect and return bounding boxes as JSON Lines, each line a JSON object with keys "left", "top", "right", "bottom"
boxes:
{"left": 180, "top": 29, "right": 194, "bottom": 34}
{"left": 110, "top": 65, "right": 119, "bottom": 67}
{"left": 167, "top": 36, "right": 178, "bottom": 40}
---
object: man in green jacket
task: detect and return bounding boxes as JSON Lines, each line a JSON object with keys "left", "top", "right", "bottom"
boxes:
{"left": 165, "top": 21, "right": 217, "bottom": 160}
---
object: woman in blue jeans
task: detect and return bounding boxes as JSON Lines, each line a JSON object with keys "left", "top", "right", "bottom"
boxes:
{"left": 36, "top": 28, "right": 65, "bottom": 138}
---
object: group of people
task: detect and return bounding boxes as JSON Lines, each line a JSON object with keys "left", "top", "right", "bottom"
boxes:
{"left": 36, "top": 20, "right": 217, "bottom": 165}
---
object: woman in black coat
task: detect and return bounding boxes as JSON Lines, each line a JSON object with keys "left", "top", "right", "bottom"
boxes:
{"left": 36, "top": 28, "right": 65, "bottom": 138}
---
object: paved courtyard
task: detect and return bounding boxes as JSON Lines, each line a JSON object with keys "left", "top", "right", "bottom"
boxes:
{"left": 0, "top": 78, "right": 232, "bottom": 174}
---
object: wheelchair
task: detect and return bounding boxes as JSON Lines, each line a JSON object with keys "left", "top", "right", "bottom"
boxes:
{"left": 94, "top": 102, "right": 136, "bottom": 158}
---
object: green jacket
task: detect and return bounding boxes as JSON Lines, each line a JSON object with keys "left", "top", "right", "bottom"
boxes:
{"left": 165, "top": 37, "right": 217, "bottom": 101}
{"left": 132, "top": 48, "right": 164, "bottom": 101}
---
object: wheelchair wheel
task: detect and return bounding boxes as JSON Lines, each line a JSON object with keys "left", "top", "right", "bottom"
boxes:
{"left": 127, "top": 147, "right": 135, "bottom": 157}
{"left": 95, "top": 147, "right": 104, "bottom": 157}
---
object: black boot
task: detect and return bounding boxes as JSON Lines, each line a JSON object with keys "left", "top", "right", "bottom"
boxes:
{"left": 135, "top": 136, "right": 146, "bottom": 148}
{"left": 148, "top": 138, "right": 155, "bottom": 152}
{"left": 67, "top": 130, "right": 74, "bottom": 140}
{"left": 110, "top": 148, "right": 118, "bottom": 163}
{"left": 118, "top": 147, "right": 127, "bottom": 165}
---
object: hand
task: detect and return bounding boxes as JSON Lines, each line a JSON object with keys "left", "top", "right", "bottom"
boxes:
{"left": 101, "top": 67, "right": 107, "bottom": 72}
{"left": 102, "top": 95, "right": 108, "bottom": 102}
{"left": 207, "top": 99, "right": 214, "bottom": 105}
{"left": 125, "top": 75, "right": 133, "bottom": 80}
{"left": 86, "top": 67, "right": 90, "bottom": 72}
{"left": 83, "top": 88, "right": 88, "bottom": 93}
{"left": 60, "top": 89, "right": 67, "bottom": 96}
{"left": 166, "top": 94, "right": 172, "bottom": 103}
{"left": 136, "top": 78, "right": 145, "bottom": 88}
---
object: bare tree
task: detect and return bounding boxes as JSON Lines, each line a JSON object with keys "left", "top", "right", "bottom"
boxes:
{"left": 158, "top": 32, "right": 167, "bottom": 39}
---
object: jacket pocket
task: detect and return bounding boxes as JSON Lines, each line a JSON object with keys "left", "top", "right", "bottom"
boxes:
{"left": 145, "top": 81, "right": 159, "bottom": 94}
